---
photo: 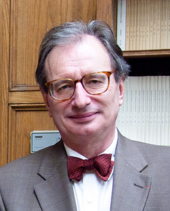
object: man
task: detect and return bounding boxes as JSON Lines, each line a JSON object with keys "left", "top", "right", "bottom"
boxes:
{"left": 0, "top": 20, "right": 170, "bottom": 211}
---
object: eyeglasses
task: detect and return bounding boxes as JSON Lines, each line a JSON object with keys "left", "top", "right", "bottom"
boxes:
{"left": 45, "top": 71, "right": 114, "bottom": 101}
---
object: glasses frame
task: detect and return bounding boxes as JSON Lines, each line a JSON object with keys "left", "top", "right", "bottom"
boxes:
{"left": 45, "top": 70, "right": 115, "bottom": 101}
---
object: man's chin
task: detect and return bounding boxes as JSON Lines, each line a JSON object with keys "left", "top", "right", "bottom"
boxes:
{"left": 68, "top": 124, "right": 99, "bottom": 137}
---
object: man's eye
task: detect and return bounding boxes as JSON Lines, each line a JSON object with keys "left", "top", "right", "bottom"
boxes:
{"left": 88, "top": 78, "right": 104, "bottom": 84}
{"left": 56, "top": 84, "right": 72, "bottom": 92}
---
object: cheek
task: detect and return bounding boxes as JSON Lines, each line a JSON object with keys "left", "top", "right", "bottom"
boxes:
{"left": 48, "top": 104, "right": 63, "bottom": 129}
{"left": 104, "top": 86, "right": 121, "bottom": 113}
{"left": 47, "top": 107, "right": 52, "bottom": 117}
{"left": 48, "top": 100, "right": 68, "bottom": 123}
{"left": 47, "top": 97, "right": 60, "bottom": 118}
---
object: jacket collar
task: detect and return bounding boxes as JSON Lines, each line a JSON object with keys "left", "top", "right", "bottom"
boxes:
{"left": 111, "top": 131, "right": 151, "bottom": 211}
{"left": 34, "top": 141, "right": 77, "bottom": 211}
{"left": 34, "top": 132, "right": 151, "bottom": 211}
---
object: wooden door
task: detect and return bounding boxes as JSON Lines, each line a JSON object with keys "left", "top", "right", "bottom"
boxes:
{"left": 0, "top": 0, "right": 115, "bottom": 166}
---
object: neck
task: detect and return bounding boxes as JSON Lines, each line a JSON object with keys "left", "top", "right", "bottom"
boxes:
{"left": 62, "top": 128, "right": 116, "bottom": 158}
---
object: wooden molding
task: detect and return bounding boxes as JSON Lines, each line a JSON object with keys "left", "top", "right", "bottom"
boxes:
{"left": 9, "top": 90, "right": 44, "bottom": 104}
{"left": 0, "top": 0, "right": 10, "bottom": 167}
{"left": 8, "top": 104, "right": 56, "bottom": 163}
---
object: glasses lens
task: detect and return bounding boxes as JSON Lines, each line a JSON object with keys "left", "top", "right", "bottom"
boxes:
{"left": 83, "top": 72, "right": 109, "bottom": 94}
{"left": 50, "top": 79, "right": 74, "bottom": 100}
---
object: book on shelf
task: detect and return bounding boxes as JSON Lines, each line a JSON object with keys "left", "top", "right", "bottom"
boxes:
{"left": 117, "top": 0, "right": 126, "bottom": 50}
{"left": 117, "top": 0, "right": 170, "bottom": 51}
{"left": 116, "top": 76, "right": 170, "bottom": 146}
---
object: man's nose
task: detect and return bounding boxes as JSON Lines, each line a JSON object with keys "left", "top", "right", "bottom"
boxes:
{"left": 71, "top": 82, "right": 91, "bottom": 108}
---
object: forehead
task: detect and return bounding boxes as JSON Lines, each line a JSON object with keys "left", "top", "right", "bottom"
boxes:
{"left": 45, "top": 35, "right": 111, "bottom": 80}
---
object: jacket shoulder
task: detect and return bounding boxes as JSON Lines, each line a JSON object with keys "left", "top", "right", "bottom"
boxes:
{"left": 118, "top": 131, "right": 170, "bottom": 164}
{"left": 0, "top": 140, "right": 63, "bottom": 175}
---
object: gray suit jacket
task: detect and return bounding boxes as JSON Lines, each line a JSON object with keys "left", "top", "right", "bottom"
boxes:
{"left": 0, "top": 132, "right": 170, "bottom": 211}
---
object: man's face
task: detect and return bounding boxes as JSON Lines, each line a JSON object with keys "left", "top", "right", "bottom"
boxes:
{"left": 41, "top": 35, "right": 124, "bottom": 148}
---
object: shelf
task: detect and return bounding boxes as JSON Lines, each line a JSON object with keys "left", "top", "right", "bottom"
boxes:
{"left": 125, "top": 56, "right": 170, "bottom": 76}
{"left": 123, "top": 49, "right": 170, "bottom": 58}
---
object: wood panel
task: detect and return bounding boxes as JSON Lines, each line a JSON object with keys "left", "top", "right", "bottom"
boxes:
{"left": 9, "top": 91, "right": 44, "bottom": 104}
{"left": 0, "top": 0, "right": 9, "bottom": 166}
{"left": 9, "top": 0, "right": 97, "bottom": 91}
{"left": 96, "top": 0, "right": 116, "bottom": 32}
{"left": 0, "top": 0, "right": 116, "bottom": 166}
{"left": 8, "top": 104, "right": 56, "bottom": 162}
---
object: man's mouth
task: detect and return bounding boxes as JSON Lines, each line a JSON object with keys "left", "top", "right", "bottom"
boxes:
{"left": 68, "top": 112, "right": 99, "bottom": 122}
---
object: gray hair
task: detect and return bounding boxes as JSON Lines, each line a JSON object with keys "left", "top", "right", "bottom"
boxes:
{"left": 35, "top": 20, "right": 130, "bottom": 92}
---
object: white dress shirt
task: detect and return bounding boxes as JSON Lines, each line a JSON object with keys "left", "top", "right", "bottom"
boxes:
{"left": 64, "top": 129, "right": 118, "bottom": 211}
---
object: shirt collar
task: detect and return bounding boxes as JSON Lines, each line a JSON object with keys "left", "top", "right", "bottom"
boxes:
{"left": 64, "top": 128, "right": 118, "bottom": 161}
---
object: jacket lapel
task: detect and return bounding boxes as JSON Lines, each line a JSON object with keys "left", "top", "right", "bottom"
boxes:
{"left": 33, "top": 132, "right": 151, "bottom": 210}
{"left": 111, "top": 132, "right": 151, "bottom": 211}
{"left": 34, "top": 141, "right": 77, "bottom": 211}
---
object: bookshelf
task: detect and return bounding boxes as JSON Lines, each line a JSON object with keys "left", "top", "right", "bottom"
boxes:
{"left": 117, "top": 0, "right": 170, "bottom": 51}
{"left": 123, "top": 50, "right": 170, "bottom": 77}
{"left": 116, "top": 0, "right": 170, "bottom": 146}
{"left": 123, "top": 50, "right": 170, "bottom": 58}
{"left": 117, "top": 0, "right": 170, "bottom": 72}
{"left": 125, "top": 56, "right": 170, "bottom": 76}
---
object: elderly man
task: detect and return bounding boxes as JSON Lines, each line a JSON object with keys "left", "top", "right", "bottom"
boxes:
{"left": 0, "top": 20, "right": 170, "bottom": 211}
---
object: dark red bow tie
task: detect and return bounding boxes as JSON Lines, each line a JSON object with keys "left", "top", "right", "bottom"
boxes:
{"left": 67, "top": 154, "right": 114, "bottom": 182}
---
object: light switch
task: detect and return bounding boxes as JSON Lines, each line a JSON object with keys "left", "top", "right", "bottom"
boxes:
{"left": 30, "top": 130, "right": 61, "bottom": 153}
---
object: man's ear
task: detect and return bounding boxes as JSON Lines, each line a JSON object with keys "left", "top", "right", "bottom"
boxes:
{"left": 40, "top": 86, "right": 52, "bottom": 117}
{"left": 118, "top": 79, "right": 125, "bottom": 106}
